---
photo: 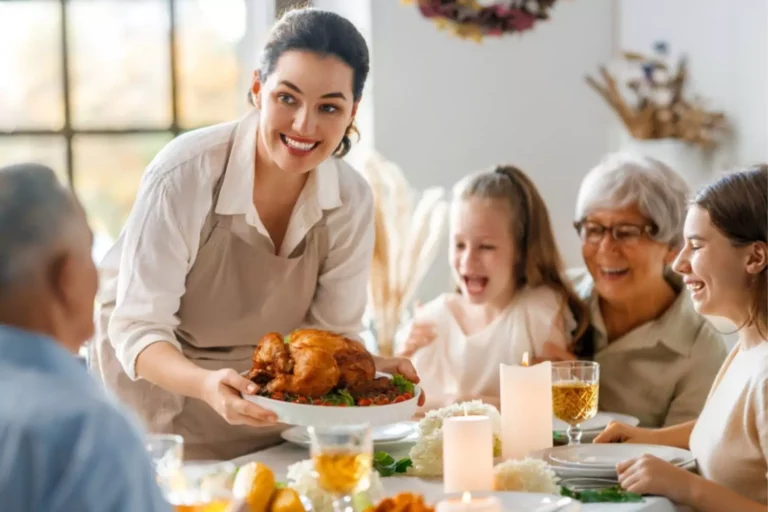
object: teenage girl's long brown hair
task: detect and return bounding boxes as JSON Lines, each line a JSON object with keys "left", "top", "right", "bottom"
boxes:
{"left": 454, "top": 165, "right": 591, "bottom": 348}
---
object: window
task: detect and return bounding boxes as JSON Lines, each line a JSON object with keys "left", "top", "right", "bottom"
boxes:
{"left": 0, "top": 0, "right": 251, "bottom": 259}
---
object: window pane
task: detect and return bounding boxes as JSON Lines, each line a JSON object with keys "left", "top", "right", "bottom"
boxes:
{"left": 0, "top": 1, "right": 64, "bottom": 130}
{"left": 68, "top": 0, "right": 171, "bottom": 129}
{"left": 0, "top": 136, "right": 68, "bottom": 184}
{"left": 177, "top": 0, "right": 247, "bottom": 128}
{"left": 73, "top": 134, "right": 172, "bottom": 245}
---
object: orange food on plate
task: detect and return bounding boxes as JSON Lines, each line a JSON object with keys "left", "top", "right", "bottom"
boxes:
{"left": 366, "top": 493, "right": 435, "bottom": 512}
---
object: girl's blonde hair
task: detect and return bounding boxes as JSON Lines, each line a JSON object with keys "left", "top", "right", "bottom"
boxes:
{"left": 454, "top": 165, "right": 590, "bottom": 346}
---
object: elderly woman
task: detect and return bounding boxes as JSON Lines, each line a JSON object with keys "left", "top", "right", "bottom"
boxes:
{"left": 569, "top": 153, "right": 727, "bottom": 428}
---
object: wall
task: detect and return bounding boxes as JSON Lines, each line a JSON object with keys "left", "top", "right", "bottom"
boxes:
{"left": 346, "top": 0, "right": 617, "bottom": 300}
{"left": 619, "top": 0, "right": 768, "bottom": 173}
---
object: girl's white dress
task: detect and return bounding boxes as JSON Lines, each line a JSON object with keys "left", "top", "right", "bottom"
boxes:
{"left": 407, "top": 285, "right": 576, "bottom": 412}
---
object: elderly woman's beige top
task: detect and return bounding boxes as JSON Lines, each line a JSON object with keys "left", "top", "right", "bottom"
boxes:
{"left": 689, "top": 340, "right": 768, "bottom": 505}
{"left": 569, "top": 268, "right": 727, "bottom": 427}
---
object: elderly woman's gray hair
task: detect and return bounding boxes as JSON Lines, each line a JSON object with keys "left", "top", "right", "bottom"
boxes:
{"left": 0, "top": 163, "right": 79, "bottom": 291}
{"left": 575, "top": 152, "right": 690, "bottom": 248}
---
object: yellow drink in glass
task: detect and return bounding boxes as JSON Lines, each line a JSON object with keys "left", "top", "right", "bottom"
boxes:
{"left": 552, "top": 361, "right": 600, "bottom": 445}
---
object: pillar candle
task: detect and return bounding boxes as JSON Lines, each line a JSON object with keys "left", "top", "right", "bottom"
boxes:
{"left": 500, "top": 354, "right": 553, "bottom": 460}
{"left": 442, "top": 416, "right": 494, "bottom": 493}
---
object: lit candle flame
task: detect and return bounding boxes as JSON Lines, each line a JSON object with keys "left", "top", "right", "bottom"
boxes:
{"left": 521, "top": 352, "right": 530, "bottom": 367}
{"left": 461, "top": 492, "right": 472, "bottom": 504}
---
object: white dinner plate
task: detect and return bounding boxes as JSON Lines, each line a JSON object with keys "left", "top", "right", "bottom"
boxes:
{"left": 442, "top": 492, "right": 578, "bottom": 512}
{"left": 281, "top": 422, "right": 419, "bottom": 449}
{"left": 288, "top": 422, "right": 417, "bottom": 443}
{"left": 378, "top": 484, "right": 580, "bottom": 512}
{"left": 531, "top": 444, "right": 695, "bottom": 478}
{"left": 243, "top": 373, "right": 421, "bottom": 428}
{"left": 552, "top": 411, "right": 640, "bottom": 434}
{"left": 549, "top": 443, "right": 694, "bottom": 468}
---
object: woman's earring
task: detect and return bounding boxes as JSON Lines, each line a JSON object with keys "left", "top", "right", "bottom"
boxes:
{"left": 345, "top": 120, "right": 358, "bottom": 139}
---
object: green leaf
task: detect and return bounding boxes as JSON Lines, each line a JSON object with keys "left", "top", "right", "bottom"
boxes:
{"left": 338, "top": 389, "right": 355, "bottom": 406}
{"left": 275, "top": 481, "right": 287, "bottom": 489}
{"left": 392, "top": 374, "right": 415, "bottom": 394}
{"left": 376, "top": 465, "right": 395, "bottom": 477}
{"left": 561, "top": 485, "right": 643, "bottom": 503}
{"left": 394, "top": 458, "right": 413, "bottom": 473}
{"left": 374, "top": 452, "right": 395, "bottom": 465}
{"left": 284, "top": 335, "right": 291, "bottom": 344}
{"left": 372, "top": 451, "right": 412, "bottom": 477}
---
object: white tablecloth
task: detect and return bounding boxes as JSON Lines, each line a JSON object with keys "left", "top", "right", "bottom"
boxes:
{"left": 229, "top": 443, "right": 688, "bottom": 512}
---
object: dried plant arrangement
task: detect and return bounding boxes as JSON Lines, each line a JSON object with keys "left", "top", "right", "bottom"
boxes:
{"left": 586, "top": 42, "right": 728, "bottom": 150}
{"left": 402, "top": 0, "right": 561, "bottom": 42}
{"left": 358, "top": 151, "right": 449, "bottom": 356}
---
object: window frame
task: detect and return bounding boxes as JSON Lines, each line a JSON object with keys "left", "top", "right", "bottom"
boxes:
{"left": 0, "top": 0, "right": 185, "bottom": 188}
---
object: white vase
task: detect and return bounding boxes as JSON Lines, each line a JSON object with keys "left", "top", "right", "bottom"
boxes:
{"left": 620, "top": 136, "right": 714, "bottom": 194}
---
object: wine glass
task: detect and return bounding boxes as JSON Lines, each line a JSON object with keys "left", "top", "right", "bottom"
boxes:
{"left": 164, "top": 461, "right": 238, "bottom": 512}
{"left": 308, "top": 424, "right": 373, "bottom": 512}
{"left": 552, "top": 361, "right": 600, "bottom": 445}
{"left": 146, "top": 434, "right": 184, "bottom": 482}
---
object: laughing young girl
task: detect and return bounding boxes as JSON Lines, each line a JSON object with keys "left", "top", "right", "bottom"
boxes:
{"left": 399, "top": 165, "right": 589, "bottom": 412}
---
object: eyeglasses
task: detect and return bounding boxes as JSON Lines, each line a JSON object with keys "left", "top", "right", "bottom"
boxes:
{"left": 574, "top": 220, "right": 657, "bottom": 245}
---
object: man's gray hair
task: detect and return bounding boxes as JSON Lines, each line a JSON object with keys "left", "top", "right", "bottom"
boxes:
{"left": 0, "top": 163, "right": 79, "bottom": 290}
{"left": 575, "top": 152, "right": 690, "bottom": 248}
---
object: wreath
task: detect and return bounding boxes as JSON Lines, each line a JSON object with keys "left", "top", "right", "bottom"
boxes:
{"left": 404, "top": 0, "right": 561, "bottom": 42}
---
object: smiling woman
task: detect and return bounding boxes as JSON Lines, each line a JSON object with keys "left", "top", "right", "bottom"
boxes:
{"left": 569, "top": 153, "right": 728, "bottom": 428}
{"left": 89, "top": 7, "right": 420, "bottom": 462}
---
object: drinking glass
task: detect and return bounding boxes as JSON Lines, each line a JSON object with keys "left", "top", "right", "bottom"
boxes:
{"left": 552, "top": 361, "right": 600, "bottom": 445}
{"left": 165, "top": 461, "right": 238, "bottom": 512}
{"left": 146, "top": 434, "right": 184, "bottom": 481}
{"left": 308, "top": 424, "right": 373, "bottom": 512}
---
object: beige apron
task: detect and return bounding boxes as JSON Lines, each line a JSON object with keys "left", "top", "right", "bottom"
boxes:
{"left": 91, "top": 171, "right": 329, "bottom": 461}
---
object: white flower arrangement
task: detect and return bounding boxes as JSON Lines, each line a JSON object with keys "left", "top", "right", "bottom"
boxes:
{"left": 493, "top": 458, "right": 560, "bottom": 494}
{"left": 406, "top": 401, "right": 560, "bottom": 494}
{"left": 285, "top": 460, "right": 384, "bottom": 512}
{"left": 407, "top": 400, "right": 503, "bottom": 477}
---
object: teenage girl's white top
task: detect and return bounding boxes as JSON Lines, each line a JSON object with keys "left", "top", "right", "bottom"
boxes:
{"left": 408, "top": 285, "right": 576, "bottom": 412}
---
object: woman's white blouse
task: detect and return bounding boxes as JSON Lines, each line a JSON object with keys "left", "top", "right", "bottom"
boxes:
{"left": 97, "top": 110, "right": 375, "bottom": 379}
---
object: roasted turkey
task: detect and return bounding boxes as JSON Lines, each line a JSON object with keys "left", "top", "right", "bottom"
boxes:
{"left": 247, "top": 329, "right": 390, "bottom": 397}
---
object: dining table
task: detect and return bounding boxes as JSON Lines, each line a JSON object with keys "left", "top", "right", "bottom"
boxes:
{"left": 228, "top": 442, "right": 692, "bottom": 512}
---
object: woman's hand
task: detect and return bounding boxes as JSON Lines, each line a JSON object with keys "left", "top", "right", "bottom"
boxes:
{"left": 397, "top": 320, "right": 438, "bottom": 358}
{"left": 374, "top": 355, "right": 426, "bottom": 406}
{"left": 617, "top": 455, "right": 696, "bottom": 504}
{"left": 593, "top": 421, "right": 659, "bottom": 444}
{"left": 201, "top": 369, "right": 278, "bottom": 427}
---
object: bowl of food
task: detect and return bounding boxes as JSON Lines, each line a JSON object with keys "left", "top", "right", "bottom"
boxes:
{"left": 242, "top": 329, "right": 421, "bottom": 427}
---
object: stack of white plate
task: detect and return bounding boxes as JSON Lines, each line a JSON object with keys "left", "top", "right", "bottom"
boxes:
{"left": 552, "top": 412, "right": 640, "bottom": 442}
{"left": 531, "top": 444, "right": 697, "bottom": 481}
{"left": 281, "top": 421, "right": 419, "bottom": 449}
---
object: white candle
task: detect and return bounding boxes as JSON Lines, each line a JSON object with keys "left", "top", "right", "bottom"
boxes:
{"left": 500, "top": 354, "right": 553, "bottom": 460}
{"left": 436, "top": 492, "right": 502, "bottom": 512}
{"left": 442, "top": 416, "right": 494, "bottom": 493}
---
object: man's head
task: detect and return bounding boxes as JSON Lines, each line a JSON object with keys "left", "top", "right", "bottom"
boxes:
{"left": 0, "top": 163, "right": 97, "bottom": 353}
